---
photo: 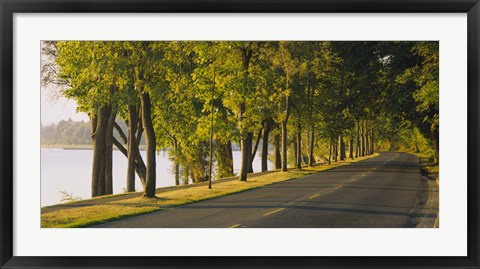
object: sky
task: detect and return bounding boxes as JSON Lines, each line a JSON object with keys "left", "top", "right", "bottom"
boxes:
{"left": 41, "top": 89, "right": 89, "bottom": 125}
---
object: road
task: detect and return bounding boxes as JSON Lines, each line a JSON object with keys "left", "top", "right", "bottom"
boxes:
{"left": 94, "top": 152, "right": 438, "bottom": 228}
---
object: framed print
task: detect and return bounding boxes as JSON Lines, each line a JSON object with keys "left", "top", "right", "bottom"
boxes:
{"left": 1, "top": 0, "right": 479, "bottom": 268}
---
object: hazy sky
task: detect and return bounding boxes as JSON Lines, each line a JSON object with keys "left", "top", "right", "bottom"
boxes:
{"left": 41, "top": 89, "right": 89, "bottom": 125}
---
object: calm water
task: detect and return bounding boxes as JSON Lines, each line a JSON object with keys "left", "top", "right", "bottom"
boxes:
{"left": 41, "top": 148, "right": 273, "bottom": 206}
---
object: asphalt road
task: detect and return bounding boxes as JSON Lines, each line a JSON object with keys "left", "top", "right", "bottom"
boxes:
{"left": 95, "top": 152, "right": 437, "bottom": 228}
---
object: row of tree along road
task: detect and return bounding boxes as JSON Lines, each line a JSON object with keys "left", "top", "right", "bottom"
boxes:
{"left": 41, "top": 41, "right": 439, "bottom": 199}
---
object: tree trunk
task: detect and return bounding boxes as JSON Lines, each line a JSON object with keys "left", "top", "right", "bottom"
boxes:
{"left": 328, "top": 137, "right": 332, "bottom": 165}
{"left": 281, "top": 96, "right": 291, "bottom": 172}
{"left": 431, "top": 129, "right": 439, "bottom": 164}
{"left": 249, "top": 128, "right": 263, "bottom": 173}
{"left": 90, "top": 113, "right": 98, "bottom": 197}
{"left": 91, "top": 106, "right": 108, "bottom": 198}
{"left": 370, "top": 129, "right": 375, "bottom": 154}
{"left": 134, "top": 148, "right": 147, "bottom": 189}
{"left": 361, "top": 121, "right": 366, "bottom": 157}
{"left": 349, "top": 139, "right": 354, "bottom": 159}
{"left": 140, "top": 92, "right": 156, "bottom": 198}
{"left": 365, "top": 127, "right": 370, "bottom": 156}
{"left": 356, "top": 121, "right": 360, "bottom": 158}
{"left": 226, "top": 141, "right": 234, "bottom": 175}
{"left": 308, "top": 128, "right": 315, "bottom": 166}
{"left": 334, "top": 137, "right": 338, "bottom": 162}
{"left": 135, "top": 114, "right": 147, "bottom": 189}
{"left": 340, "top": 135, "right": 345, "bottom": 161}
{"left": 281, "top": 121, "right": 288, "bottom": 172}
{"left": 112, "top": 124, "right": 147, "bottom": 190}
{"left": 293, "top": 136, "right": 298, "bottom": 168}
{"left": 127, "top": 104, "right": 138, "bottom": 192}
{"left": 261, "top": 120, "right": 271, "bottom": 172}
{"left": 239, "top": 132, "right": 252, "bottom": 181}
{"left": 274, "top": 133, "right": 282, "bottom": 169}
{"left": 239, "top": 46, "right": 253, "bottom": 180}
{"left": 239, "top": 101, "right": 248, "bottom": 181}
{"left": 296, "top": 131, "right": 302, "bottom": 169}
{"left": 104, "top": 106, "right": 116, "bottom": 195}
{"left": 173, "top": 138, "right": 180, "bottom": 186}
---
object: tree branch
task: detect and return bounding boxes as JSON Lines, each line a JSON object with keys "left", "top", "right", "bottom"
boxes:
{"left": 114, "top": 122, "right": 128, "bottom": 144}
{"left": 113, "top": 137, "right": 128, "bottom": 157}
{"left": 251, "top": 126, "right": 263, "bottom": 161}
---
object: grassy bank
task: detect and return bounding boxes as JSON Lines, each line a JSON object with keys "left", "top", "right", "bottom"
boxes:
{"left": 413, "top": 151, "right": 439, "bottom": 182}
{"left": 41, "top": 153, "right": 379, "bottom": 228}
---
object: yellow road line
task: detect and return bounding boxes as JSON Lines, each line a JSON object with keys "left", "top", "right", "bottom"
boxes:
{"left": 309, "top": 193, "right": 320, "bottom": 199}
{"left": 228, "top": 224, "right": 241, "bottom": 228}
{"left": 263, "top": 208, "right": 285, "bottom": 216}
{"left": 335, "top": 185, "right": 343, "bottom": 189}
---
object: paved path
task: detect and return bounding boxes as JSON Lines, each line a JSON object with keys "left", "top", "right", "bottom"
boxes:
{"left": 95, "top": 152, "right": 437, "bottom": 228}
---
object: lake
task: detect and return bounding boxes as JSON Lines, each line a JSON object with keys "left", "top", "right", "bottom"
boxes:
{"left": 41, "top": 148, "right": 274, "bottom": 206}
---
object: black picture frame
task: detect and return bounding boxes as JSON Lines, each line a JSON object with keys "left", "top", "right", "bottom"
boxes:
{"left": 1, "top": 0, "right": 479, "bottom": 268}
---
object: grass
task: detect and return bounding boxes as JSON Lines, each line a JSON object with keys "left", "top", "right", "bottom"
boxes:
{"left": 412, "top": 151, "right": 439, "bottom": 182}
{"left": 41, "top": 153, "right": 379, "bottom": 228}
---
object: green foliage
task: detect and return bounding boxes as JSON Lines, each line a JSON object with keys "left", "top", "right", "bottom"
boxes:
{"left": 44, "top": 40, "right": 439, "bottom": 186}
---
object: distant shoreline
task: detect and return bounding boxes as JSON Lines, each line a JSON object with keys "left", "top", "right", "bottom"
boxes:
{"left": 41, "top": 144, "right": 241, "bottom": 151}
{"left": 42, "top": 144, "right": 93, "bottom": 149}
{"left": 41, "top": 144, "right": 147, "bottom": 151}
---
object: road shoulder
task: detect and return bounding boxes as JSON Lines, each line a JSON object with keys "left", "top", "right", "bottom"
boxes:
{"left": 415, "top": 172, "right": 439, "bottom": 228}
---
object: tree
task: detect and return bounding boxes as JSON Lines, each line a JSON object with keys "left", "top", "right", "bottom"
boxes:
{"left": 42, "top": 40, "right": 439, "bottom": 200}
{"left": 52, "top": 41, "right": 125, "bottom": 197}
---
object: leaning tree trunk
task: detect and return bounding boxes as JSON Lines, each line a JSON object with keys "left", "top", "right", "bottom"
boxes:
{"left": 112, "top": 116, "right": 147, "bottom": 190}
{"left": 249, "top": 128, "right": 263, "bottom": 173}
{"left": 274, "top": 134, "right": 282, "bottom": 169}
{"left": 140, "top": 92, "right": 156, "bottom": 198}
{"left": 135, "top": 116, "right": 147, "bottom": 189}
{"left": 261, "top": 120, "right": 271, "bottom": 172}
